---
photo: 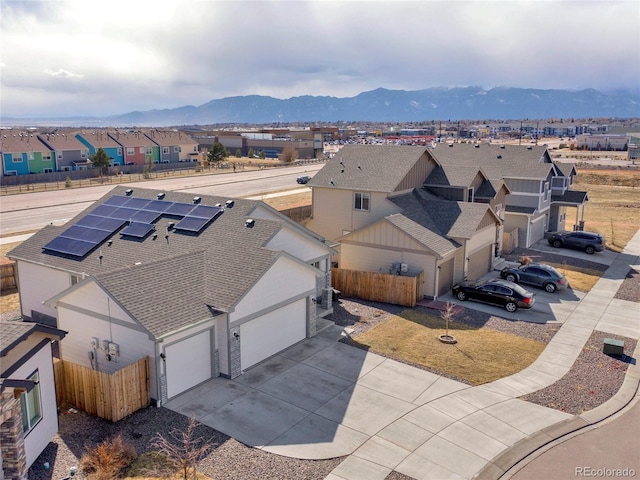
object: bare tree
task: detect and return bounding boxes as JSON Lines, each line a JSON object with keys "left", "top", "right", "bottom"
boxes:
{"left": 150, "top": 416, "right": 214, "bottom": 480}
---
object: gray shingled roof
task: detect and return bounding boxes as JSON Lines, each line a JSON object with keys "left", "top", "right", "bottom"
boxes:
{"left": 431, "top": 143, "right": 555, "bottom": 181}
{"left": 8, "top": 186, "right": 313, "bottom": 339}
{"left": 551, "top": 190, "right": 589, "bottom": 204}
{"left": 0, "top": 321, "right": 66, "bottom": 356}
{"left": 308, "top": 144, "right": 428, "bottom": 192}
{"left": 424, "top": 165, "right": 483, "bottom": 187}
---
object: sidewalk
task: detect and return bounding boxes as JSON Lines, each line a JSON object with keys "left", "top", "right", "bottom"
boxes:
{"left": 326, "top": 230, "right": 640, "bottom": 480}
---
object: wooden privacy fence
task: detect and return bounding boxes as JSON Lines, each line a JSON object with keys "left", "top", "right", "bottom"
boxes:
{"left": 279, "top": 205, "right": 312, "bottom": 223}
{"left": 332, "top": 268, "right": 424, "bottom": 307}
{"left": 54, "top": 357, "right": 150, "bottom": 422}
{"left": 502, "top": 228, "right": 519, "bottom": 254}
{"left": 0, "top": 259, "right": 17, "bottom": 291}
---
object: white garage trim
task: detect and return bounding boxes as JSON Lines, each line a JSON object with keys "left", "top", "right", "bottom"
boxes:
{"left": 164, "top": 329, "right": 213, "bottom": 399}
{"left": 240, "top": 299, "right": 306, "bottom": 370}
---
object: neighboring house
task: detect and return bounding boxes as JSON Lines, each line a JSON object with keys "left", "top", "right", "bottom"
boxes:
{"left": 107, "top": 130, "right": 159, "bottom": 165}
{"left": 142, "top": 129, "right": 200, "bottom": 163}
{"left": 7, "top": 186, "right": 335, "bottom": 405}
{"left": 37, "top": 131, "right": 90, "bottom": 172}
{"left": 0, "top": 321, "right": 66, "bottom": 478}
{"left": 75, "top": 130, "right": 125, "bottom": 166}
{"left": 306, "top": 145, "right": 502, "bottom": 298}
{"left": 1, "top": 130, "right": 55, "bottom": 175}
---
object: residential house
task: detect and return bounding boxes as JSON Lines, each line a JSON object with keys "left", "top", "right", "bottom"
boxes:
{"left": 107, "top": 130, "right": 159, "bottom": 165}
{"left": 306, "top": 145, "right": 502, "bottom": 298}
{"left": 7, "top": 187, "right": 335, "bottom": 405}
{"left": 1, "top": 321, "right": 66, "bottom": 478}
{"left": 430, "top": 143, "right": 588, "bottom": 247}
{"left": 142, "top": 129, "right": 200, "bottom": 163}
{"left": 37, "top": 131, "right": 90, "bottom": 172}
{"left": 75, "top": 130, "right": 125, "bottom": 166}
{"left": 1, "top": 130, "right": 55, "bottom": 175}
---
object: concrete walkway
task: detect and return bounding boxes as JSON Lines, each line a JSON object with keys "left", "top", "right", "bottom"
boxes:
{"left": 327, "top": 232, "right": 640, "bottom": 480}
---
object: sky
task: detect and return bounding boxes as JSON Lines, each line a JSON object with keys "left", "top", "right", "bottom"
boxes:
{"left": 1, "top": 0, "right": 639, "bottom": 118}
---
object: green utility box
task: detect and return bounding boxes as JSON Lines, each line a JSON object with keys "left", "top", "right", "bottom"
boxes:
{"left": 603, "top": 338, "right": 624, "bottom": 356}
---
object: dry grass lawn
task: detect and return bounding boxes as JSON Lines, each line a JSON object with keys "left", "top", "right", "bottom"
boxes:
{"left": 575, "top": 169, "right": 640, "bottom": 253}
{"left": 350, "top": 310, "right": 546, "bottom": 385}
{"left": 547, "top": 262, "right": 605, "bottom": 292}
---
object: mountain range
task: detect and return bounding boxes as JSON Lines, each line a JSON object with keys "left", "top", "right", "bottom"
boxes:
{"left": 4, "top": 87, "right": 640, "bottom": 127}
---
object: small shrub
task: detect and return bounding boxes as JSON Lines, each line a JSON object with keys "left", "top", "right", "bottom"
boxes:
{"left": 80, "top": 434, "right": 137, "bottom": 480}
{"left": 65, "top": 176, "right": 72, "bottom": 188}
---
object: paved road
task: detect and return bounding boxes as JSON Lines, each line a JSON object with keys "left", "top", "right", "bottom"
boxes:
{"left": 0, "top": 164, "right": 321, "bottom": 235}
{"left": 511, "top": 398, "right": 640, "bottom": 480}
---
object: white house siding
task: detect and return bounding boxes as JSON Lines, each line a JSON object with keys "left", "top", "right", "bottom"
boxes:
{"left": 16, "top": 261, "right": 69, "bottom": 323}
{"left": 239, "top": 299, "right": 306, "bottom": 370}
{"left": 504, "top": 213, "right": 530, "bottom": 248}
{"left": 340, "top": 243, "right": 437, "bottom": 297}
{"left": 8, "top": 342, "right": 58, "bottom": 468}
{"left": 55, "top": 281, "right": 157, "bottom": 392}
{"left": 230, "top": 256, "right": 315, "bottom": 322}
{"left": 265, "top": 226, "right": 330, "bottom": 263}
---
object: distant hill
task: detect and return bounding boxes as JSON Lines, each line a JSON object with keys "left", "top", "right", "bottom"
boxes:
{"left": 4, "top": 87, "right": 639, "bottom": 127}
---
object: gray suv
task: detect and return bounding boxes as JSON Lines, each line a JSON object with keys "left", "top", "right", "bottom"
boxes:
{"left": 548, "top": 231, "right": 605, "bottom": 254}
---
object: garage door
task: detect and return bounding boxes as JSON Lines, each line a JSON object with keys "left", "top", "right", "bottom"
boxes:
{"left": 240, "top": 299, "right": 306, "bottom": 370}
{"left": 437, "top": 259, "right": 454, "bottom": 297}
{"left": 165, "top": 330, "right": 212, "bottom": 399}
{"left": 467, "top": 244, "right": 492, "bottom": 280}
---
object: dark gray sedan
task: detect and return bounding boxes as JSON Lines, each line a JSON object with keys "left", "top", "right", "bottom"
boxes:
{"left": 500, "top": 263, "right": 568, "bottom": 293}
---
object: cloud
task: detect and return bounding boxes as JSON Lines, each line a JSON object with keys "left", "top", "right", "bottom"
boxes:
{"left": 1, "top": 0, "right": 638, "bottom": 118}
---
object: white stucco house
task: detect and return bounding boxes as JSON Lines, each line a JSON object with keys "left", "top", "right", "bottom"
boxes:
{"left": 7, "top": 186, "right": 335, "bottom": 405}
{"left": 1, "top": 321, "right": 67, "bottom": 478}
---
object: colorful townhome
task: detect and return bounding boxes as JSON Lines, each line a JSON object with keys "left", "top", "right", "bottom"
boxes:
{"left": 108, "top": 130, "right": 159, "bottom": 165}
{"left": 142, "top": 129, "right": 200, "bottom": 163}
{"left": 0, "top": 130, "right": 56, "bottom": 175}
{"left": 37, "top": 132, "right": 90, "bottom": 171}
{"left": 75, "top": 130, "right": 125, "bottom": 166}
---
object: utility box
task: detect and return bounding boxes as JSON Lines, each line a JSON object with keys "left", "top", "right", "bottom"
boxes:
{"left": 603, "top": 338, "right": 624, "bottom": 356}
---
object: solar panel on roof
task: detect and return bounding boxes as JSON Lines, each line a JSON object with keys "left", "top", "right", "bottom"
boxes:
{"left": 90, "top": 204, "right": 120, "bottom": 217}
{"left": 121, "top": 222, "right": 155, "bottom": 238}
{"left": 103, "top": 195, "right": 131, "bottom": 207}
{"left": 75, "top": 214, "right": 126, "bottom": 232}
{"left": 122, "top": 197, "right": 152, "bottom": 210}
{"left": 60, "top": 225, "right": 114, "bottom": 244}
{"left": 144, "top": 200, "right": 173, "bottom": 213}
{"left": 188, "top": 204, "right": 223, "bottom": 220}
{"left": 163, "top": 202, "right": 195, "bottom": 216}
{"left": 130, "top": 209, "right": 161, "bottom": 223}
{"left": 43, "top": 236, "right": 99, "bottom": 257}
{"left": 174, "top": 216, "right": 211, "bottom": 232}
{"left": 109, "top": 207, "right": 139, "bottom": 221}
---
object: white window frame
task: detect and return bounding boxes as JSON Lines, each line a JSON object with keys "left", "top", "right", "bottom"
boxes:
{"left": 12, "top": 155, "right": 22, "bottom": 163}
{"left": 127, "top": 148, "right": 135, "bottom": 155}
{"left": 354, "top": 192, "right": 370, "bottom": 211}
{"left": 20, "top": 370, "right": 42, "bottom": 434}
{"left": 42, "top": 154, "right": 52, "bottom": 162}
{"left": 193, "top": 146, "right": 198, "bottom": 152}
{"left": 163, "top": 147, "right": 170, "bottom": 155}
{"left": 467, "top": 187, "right": 474, "bottom": 202}
{"left": 4, "top": 170, "right": 17, "bottom": 176}
{"left": 57, "top": 151, "right": 63, "bottom": 160}
{"left": 61, "top": 166, "right": 71, "bottom": 172}
{"left": 544, "top": 181, "right": 550, "bottom": 201}
{"left": 139, "top": 147, "right": 145, "bottom": 154}
{"left": 174, "top": 146, "right": 180, "bottom": 153}
{"left": 145, "top": 147, "right": 152, "bottom": 155}
{"left": 117, "top": 148, "right": 123, "bottom": 156}
{"left": 43, "top": 168, "right": 53, "bottom": 173}
{"left": 81, "top": 150, "right": 87, "bottom": 158}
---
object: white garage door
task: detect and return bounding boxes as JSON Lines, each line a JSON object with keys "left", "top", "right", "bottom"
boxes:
{"left": 165, "top": 330, "right": 212, "bottom": 399}
{"left": 240, "top": 299, "right": 306, "bottom": 370}
{"left": 467, "top": 245, "right": 492, "bottom": 280}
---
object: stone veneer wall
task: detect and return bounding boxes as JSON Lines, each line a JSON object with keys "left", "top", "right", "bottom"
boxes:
{"left": 0, "top": 391, "right": 27, "bottom": 480}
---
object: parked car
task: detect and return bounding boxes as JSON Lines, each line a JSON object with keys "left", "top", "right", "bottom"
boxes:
{"left": 296, "top": 175, "right": 311, "bottom": 184}
{"left": 500, "top": 263, "right": 568, "bottom": 293}
{"left": 452, "top": 279, "right": 535, "bottom": 312}
{"left": 548, "top": 231, "right": 605, "bottom": 254}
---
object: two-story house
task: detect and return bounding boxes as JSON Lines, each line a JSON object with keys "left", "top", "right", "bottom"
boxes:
{"left": 37, "top": 131, "right": 90, "bottom": 172}
{"left": 7, "top": 186, "right": 335, "bottom": 405}
{"left": 107, "top": 130, "right": 159, "bottom": 165}
{"left": 430, "top": 143, "right": 588, "bottom": 248}
{"left": 142, "top": 129, "right": 200, "bottom": 163}
{"left": 306, "top": 145, "right": 502, "bottom": 298}
{"left": 75, "top": 130, "right": 125, "bottom": 166}
{"left": 0, "top": 130, "right": 55, "bottom": 175}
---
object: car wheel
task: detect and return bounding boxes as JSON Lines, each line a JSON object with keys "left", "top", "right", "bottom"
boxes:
{"left": 585, "top": 246, "right": 595, "bottom": 255}
{"left": 545, "top": 283, "right": 557, "bottom": 293}
{"left": 552, "top": 240, "right": 562, "bottom": 248}
{"left": 505, "top": 302, "right": 517, "bottom": 313}
{"left": 456, "top": 291, "right": 467, "bottom": 301}
{"left": 505, "top": 273, "right": 517, "bottom": 283}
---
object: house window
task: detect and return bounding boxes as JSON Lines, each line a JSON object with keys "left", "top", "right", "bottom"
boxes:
{"left": 43, "top": 154, "right": 52, "bottom": 161}
{"left": 467, "top": 187, "right": 474, "bottom": 202}
{"left": 81, "top": 150, "right": 87, "bottom": 158}
{"left": 544, "top": 182, "right": 550, "bottom": 201}
{"left": 354, "top": 192, "right": 370, "bottom": 211}
{"left": 145, "top": 147, "right": 152, "bottom": 155}
{"left": 57, "top": 151, "right": 63, "bottom": 160}
{"left": 20, "top": 371, "right": 42, "bottom": 434}
{"left": 127, "top": 148, "right": 134, "bottom": 155}
{"left": 117, "top": 148, "right": 123, "bottom": 156}
{"left": 12, "top": 155, "right": 22, "bottom": 163}
{"left": 163, "top": 147, "right": 170, "bottom": 155}
{"left": 61, "top": 166, "right": 71, "bottom": 171}
{"left": 44, "top": 168, "right": 53, "bottom": 173}
{"left": 174, "top": 146, "right": 180, "bottom": 153}
{"left": 193, "top": 146, "right": 198, "bottom": 152}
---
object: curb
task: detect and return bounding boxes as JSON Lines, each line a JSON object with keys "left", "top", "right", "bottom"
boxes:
{"left": 474, "top": 339, "right": 640, "bottom": 480}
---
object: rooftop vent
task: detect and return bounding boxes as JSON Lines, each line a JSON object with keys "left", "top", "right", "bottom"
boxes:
{"left": 225, "top": 200, "right": 234, "bottom": 208}
{"left": 125, "top": 189, "right": 133, "bottom": 196}
{"left": 167, "top": 222, "right": 175, "bottom": 230}
{"left": 474, "top": 144, "right": 480, "bottom": 148}
{"left": 215, "top": 203, "right": 222, "bottom": 207}
{"left": 193, "top": 196, "right": 201, "bottom": 204}
{"left": 500, "top": 145, "right": 506, "bottom": 149}
{"left": 497, "top": 155, "right": 502, "bottom": 159}
{"left": 245, "top": 219, "right": 255, "bottom": 228}
{"left": 527, "top": 146, "right": 533, "bottom": 150}
{"left": 448, "top": 144, "right": 453, "bottom": 148}
{"left": 330, "top": 178, "right": 335, "bottom": 186}
{"left": 157, "top": 192, "right": 166, "bottom": 199}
